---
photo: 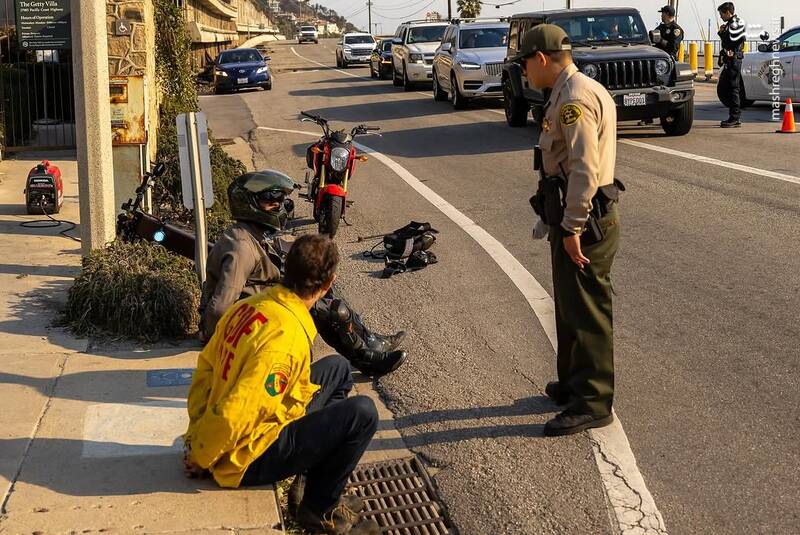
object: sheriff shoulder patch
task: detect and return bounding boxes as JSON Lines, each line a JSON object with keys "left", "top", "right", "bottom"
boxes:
{"left": 674, "top": 28, "right": 681, "bottom": 37}
{"left": 560, "top": 103, "right": 583, "bottom": 126}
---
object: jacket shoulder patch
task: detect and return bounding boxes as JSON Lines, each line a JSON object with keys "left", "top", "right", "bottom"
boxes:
{"left": 265, "top": 371, "right": 288, "bottom": 396}
{"left": 674, "top": 28, "right": 681, "bottom": 36}
{"left": 560, "top": 103, "right": 583, "bottom": 126}
{"left": 265, "top": 362, "right": 290, "bottom": 396}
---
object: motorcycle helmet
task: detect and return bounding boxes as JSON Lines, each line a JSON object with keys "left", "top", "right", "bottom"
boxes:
{"left": 228, "top": 170, "right": 296, "bottom": 232}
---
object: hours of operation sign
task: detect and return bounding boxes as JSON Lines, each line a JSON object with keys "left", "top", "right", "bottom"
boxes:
{"left": 14, "top": 0, "right": 71, "bottom": 50}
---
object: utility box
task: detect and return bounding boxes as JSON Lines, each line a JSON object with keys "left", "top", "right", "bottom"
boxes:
{"left": 109, "top": 75, "right": 148, "bottom": 145}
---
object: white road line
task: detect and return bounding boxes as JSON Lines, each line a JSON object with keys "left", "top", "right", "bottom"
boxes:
{"left": 486, "top": 111, "right": 800, "bottom": 186}
{"left": 255, "top": 123, "right": 667, "bottom": 534}
{"left": 619, "top": 139, "right": 800, "bottom": 185}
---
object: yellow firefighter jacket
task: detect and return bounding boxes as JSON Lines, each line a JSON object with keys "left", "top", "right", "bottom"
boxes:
{"left": 185, "top": 284, "right": 319, "bottom": 488}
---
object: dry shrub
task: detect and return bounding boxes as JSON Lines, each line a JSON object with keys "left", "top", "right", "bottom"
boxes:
{"left": 65, "top": 241, "right": 200, "bottom": 341}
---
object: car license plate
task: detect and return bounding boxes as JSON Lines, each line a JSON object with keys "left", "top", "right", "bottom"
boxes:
{"left": 237, "top": 77, "right": 248, "bottom": 84}
{"left": 623, "top": 93, "right": 646, "bottom": 106}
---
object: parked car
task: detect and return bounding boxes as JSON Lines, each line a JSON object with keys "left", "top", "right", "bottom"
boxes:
{"left": 391, "top": 20, "right": 450, "bottom": 90}
{"left": 502, "top": 8, "right": 695, "bottom": 136}
{"left": 213, "top": 48, "right": 272, "bottom": 94}
{"left": 336, "top": 32, "right": 377, "bottom": 68}
{"left": 370, "top": 38, "right": 394, "bottom": 79}
{"left": 432, "top": 18, "right": 509, "bottom": 109}
{"left": 741, "top": 26, "right": 800, "bottom": 105}
{"left": 298, "top": 25, "right": 319, "bottom": 44}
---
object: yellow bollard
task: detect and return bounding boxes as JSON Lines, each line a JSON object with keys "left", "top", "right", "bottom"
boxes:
{"left": 742, "top": 42, "right": 749, "bottom": 53}
{"left": 677, "top": 42, "right": 685, "bottom": 63}
{"left": 704, "top": 42, "right": 714, "bottom": 80}
{"left": 689, "top": 42, "right": 698, "bottom": 74}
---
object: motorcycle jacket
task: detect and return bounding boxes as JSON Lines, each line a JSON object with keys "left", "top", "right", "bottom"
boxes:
{"left": 200, "top": 221, "right": 282, "bottom": 338}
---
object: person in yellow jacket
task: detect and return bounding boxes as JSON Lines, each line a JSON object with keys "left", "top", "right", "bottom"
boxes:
{"left": 184, "top": 234, "right": 379, "bottom": 535}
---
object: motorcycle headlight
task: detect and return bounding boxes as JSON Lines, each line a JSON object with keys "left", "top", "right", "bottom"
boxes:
{"left": 581, "top": 63, "right": 599, "bottom": 79}
{"left": 330, "top": 147, "right": 350, "bottom": 172}
{"left": 655, "top": 59, "right": 671, "bottom": 76}
{"left": 214, "top": 69, "right": 228, "bottom": 77}
{"left": 410, "top": 53, "right": 424, "bottom": 63}
{"left": 256, "top": 66, "right": 269, "bottom": 74}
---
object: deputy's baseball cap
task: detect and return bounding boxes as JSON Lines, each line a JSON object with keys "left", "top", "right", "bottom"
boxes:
{"left": 658, "top": 5, "right": 676, "bottom": 17}
{"left": 508, "top": 24, "right": 572, "bottom": 63}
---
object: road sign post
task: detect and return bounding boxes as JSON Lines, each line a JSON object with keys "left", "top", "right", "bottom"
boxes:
{"left": 176, "top": 112, "right": 214, "bottom": 285}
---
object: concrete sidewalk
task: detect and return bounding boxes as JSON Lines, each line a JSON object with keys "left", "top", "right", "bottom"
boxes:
{"left": 0, "top": 150, "right": 413, "bottom": 534}
{"left": 0, "top": 153, "right": 283, "bottom": 534}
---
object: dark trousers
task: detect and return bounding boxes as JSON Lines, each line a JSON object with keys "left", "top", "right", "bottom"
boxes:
{"left": 241, "top": 355, "right": 378, "bottom": 513}
{"left": 550, "top": 205, "right": 620, "bottom": 417}
{"left": 718, "top": 58, "right": 742, "bottom": 121}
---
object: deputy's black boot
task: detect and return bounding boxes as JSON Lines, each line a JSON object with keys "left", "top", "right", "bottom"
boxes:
{"left": 543, "top": 409, "right": 613, "bottom": 437}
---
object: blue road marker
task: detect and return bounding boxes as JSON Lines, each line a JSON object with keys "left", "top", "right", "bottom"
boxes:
{"left": 147, "top": 369, "right": 195, "bottom": 387}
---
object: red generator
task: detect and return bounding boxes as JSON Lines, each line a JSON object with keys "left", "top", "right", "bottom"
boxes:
{"left": 25, "top": 160, "right": 63, "bottom": 215}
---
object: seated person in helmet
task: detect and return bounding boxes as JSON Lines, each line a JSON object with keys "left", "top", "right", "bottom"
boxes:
{"left": 200, "top": 170, "right": 406, "bottom": 377}
{"left": 185, "top": 234, "right": 381, "bottom": 535}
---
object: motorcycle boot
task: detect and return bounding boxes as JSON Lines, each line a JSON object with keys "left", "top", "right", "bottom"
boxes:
{"left": 312, "top": 295, "right": 407, "bottom": 376}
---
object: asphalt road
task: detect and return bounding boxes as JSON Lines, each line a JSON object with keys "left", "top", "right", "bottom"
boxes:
{"left": 201, "top": 40, "right": 800, "bottom": 534}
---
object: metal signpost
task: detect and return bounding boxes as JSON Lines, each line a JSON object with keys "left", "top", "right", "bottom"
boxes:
{"left": 14, "top": 0, "right": 72, "bottom": 49}
{"left": 176, "top": 112, "right": 214, "bottom": 285}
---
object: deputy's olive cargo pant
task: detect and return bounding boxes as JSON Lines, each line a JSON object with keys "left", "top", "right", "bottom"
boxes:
{"left": 550, "top": 205, "right": 619, "bottom": 417}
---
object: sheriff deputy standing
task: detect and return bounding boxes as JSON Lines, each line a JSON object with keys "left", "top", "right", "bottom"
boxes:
{"left": 513, "top": 24, "right": 622, "bottom": 436}
{"left": 655, "top": 5, "right": 684, "bottom": 60}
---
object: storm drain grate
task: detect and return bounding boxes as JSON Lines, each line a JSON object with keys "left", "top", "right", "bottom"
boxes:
{"left": 347, "top": 456, "right": 456, "bottom": 535}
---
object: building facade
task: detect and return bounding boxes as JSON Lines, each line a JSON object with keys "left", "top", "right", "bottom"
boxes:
{"left": 182, "top": 0, "right": 274, "bottom": 68}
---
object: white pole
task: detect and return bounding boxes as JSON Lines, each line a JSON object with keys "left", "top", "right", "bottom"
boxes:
{"left": 185, "top": 113, "right": 208, "bottom": 285}
{"left": 72, "top": 0, "right": 116, "bottom": 254}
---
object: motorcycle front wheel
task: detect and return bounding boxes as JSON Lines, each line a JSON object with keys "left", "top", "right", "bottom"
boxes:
{"left": 319, "top": 195, "right": 343, "bottom": 238}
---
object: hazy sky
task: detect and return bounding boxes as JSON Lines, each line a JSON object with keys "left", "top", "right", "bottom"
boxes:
{"left": 331, "top": 0, "right": 800, "bottom": 41}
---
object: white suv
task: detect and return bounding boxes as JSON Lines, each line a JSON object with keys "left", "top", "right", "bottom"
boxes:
{"left": 391, "top": 20, "right": 449, "bottom": 90}
{"left": 432, "top": 19, "right": 509, "bottom": 109}
{"left": 336, "top": 32, "right": 376, "bottom": 68}
{"left": 298, "top": 25, "right": 319, "bottom": 44}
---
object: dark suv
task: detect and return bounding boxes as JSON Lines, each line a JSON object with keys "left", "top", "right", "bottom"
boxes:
{"left": 502, "top": 8, "right": 695, "bottom": 136}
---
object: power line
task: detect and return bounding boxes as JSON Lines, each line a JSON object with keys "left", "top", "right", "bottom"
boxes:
{"left": 371, "top": 0, "right": 437, "bottom": 21}
{"left": 370, "top": 0, "right": 433, "bottom": 11}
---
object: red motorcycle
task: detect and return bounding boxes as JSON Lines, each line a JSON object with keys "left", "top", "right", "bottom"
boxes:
{"left": 301, "top": 111, "right": 380, "bottom": 237}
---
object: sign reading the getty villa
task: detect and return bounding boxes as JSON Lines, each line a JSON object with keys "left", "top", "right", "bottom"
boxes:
{"left": 15, "top": 0, "right": 71, "bottom": 49}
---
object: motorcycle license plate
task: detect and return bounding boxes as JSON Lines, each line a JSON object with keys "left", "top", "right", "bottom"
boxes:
{"left": 237, "top": 77, "right": 249, "bottom": 84}
{"left": 623, "top": 93, "right": 646, "bottom": 106}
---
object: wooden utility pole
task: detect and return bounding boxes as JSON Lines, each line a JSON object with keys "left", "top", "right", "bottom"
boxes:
{"left": 367, "top": 0, "right": 372, "bottom": 33}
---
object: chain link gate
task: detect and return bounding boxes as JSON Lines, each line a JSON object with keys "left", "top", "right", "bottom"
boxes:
{"left": 1, "top": 0, "right": 75, "bottom": 153}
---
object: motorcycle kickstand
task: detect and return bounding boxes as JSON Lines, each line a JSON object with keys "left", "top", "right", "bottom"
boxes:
{"left": 342, "top": 216, "right": 353, "bottom": 227}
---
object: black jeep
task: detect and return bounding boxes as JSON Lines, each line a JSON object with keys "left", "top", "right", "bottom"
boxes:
{"left": 502, "top": 8, "right": 695, "bottom": 136}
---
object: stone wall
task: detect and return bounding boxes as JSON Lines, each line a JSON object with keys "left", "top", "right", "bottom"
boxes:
{"left": 105, "top": 0, "right": 158, "bottom": 159}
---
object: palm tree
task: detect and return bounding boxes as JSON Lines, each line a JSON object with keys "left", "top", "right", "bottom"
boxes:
{"left": 457, "top": 0, "right": 482, "bottom": 19}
